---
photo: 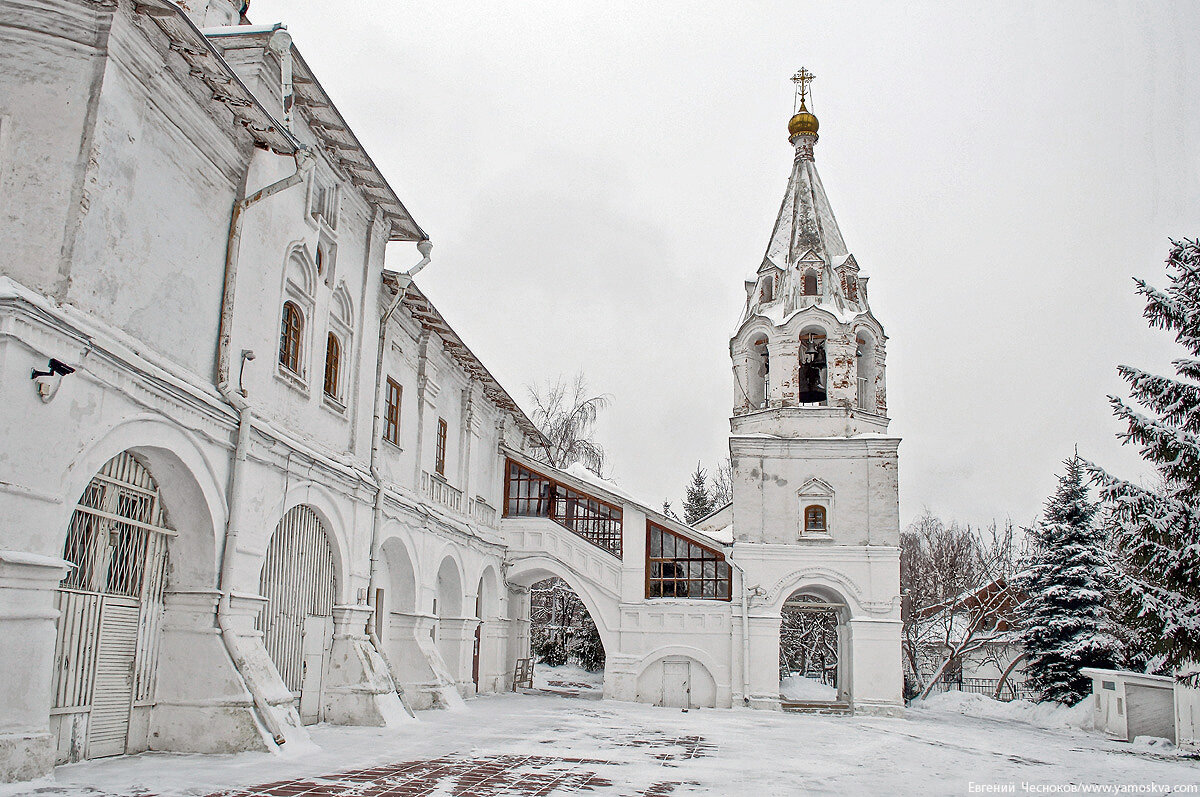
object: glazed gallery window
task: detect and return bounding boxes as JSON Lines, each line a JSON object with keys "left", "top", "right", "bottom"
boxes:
{"left": 383, "top": 378, "right": 401, "bottom": 445}
{"left": 645, "top": 520, "right": 732, "bottom": 600}
{"left": 502, "top": 458, "right": 623, "bottom": 557}
{"left": 323, "top": 333, "right": 341, "bottom": 398}
{"left": 435, "top": 417, "right": 448, "bottom": 476}
{"left": 279, "top": 301, "right": 304, "bottom": 374}
{"left": 804, "top": 505, "right": 827, "bottom": 533}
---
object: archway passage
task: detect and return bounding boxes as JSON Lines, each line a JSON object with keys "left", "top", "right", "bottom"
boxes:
{"left": 472, "top": 568, "right": 499, "bottom": 692}
{"left": 779, "top": 592, "right": 846, "bottom": 705}
{"left": 257, "top": 505, "right": 336, "bottom": 725}
{"left": 51, "top": 451, "right": 172, "bottom": 762}
{"left": 528, "top": 577, "right": 605, "bottom": 697}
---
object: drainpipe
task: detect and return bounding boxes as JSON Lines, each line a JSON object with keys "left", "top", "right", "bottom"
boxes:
{"left": 213, "top": 149, "right": 314, "bottom": 746}
{"left": 365, "top": 241, "right": 433, "bottom": 672}
{"left": 216, "top": 149, "right": 314, "bottom": 387}
{"left": 726, "top": 551, "right": 757, "bottom": 705}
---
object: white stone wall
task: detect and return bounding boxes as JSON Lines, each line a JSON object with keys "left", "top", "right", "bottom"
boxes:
{"left": 0, "top": 0, "right": 533, "bottom": 781}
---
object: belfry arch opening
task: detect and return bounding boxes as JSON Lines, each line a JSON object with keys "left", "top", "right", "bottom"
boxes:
{"left": 798, "top": 327, "right": 827, "bottom": 405}
{"left": 855, "top": 330, "right": 876, "bottom": 411}
{"left": 779, "top": 590, "right": 848, "bottom": 705}
{"left": 748, "top": 335, "right": 770, "bottom": 409}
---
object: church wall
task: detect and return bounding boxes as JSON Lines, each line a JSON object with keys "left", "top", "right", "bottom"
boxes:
{"left": 229, "top": 141, "right": 380, "bottom": 457}
{"left": 0, "top": 4, "right": 543, "bottom": 780}
{"left": 729, "top": 437, "right": 900, "bottom": 547}
{"left": 64, "top": 6, "right": 252, "bottom": 382}
{"left": 0, "top": 0, "right": 114, "bottom": 300}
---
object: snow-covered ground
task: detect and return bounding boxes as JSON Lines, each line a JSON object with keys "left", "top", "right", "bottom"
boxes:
{"left": 10, "top": 688, "right": 1198, "bottom": 797}
{"left": 779, "top": 674, "right": 838, "bottom": 701}
{"left": 532, "top": 662, "right": 606, "bottom": 697}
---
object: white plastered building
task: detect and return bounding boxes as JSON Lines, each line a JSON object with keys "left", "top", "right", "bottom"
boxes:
{"left": 0, "top": 0, "right": 903, "bottom": 784}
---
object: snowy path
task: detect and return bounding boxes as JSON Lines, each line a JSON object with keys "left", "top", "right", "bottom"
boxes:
{"left": 12, "top": 692, "right": 1199, "bottom": 796}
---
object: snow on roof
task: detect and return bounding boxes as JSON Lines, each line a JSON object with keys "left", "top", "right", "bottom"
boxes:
{"left": 562, "top": 462, "right": 636, "bottom": 502}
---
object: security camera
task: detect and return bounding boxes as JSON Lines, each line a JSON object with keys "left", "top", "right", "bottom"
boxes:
{"left": 31, "top": 358, "right": 75, "bottom": 379}
{"left": 31, "top": 358, "right": 75, "bottom": 403}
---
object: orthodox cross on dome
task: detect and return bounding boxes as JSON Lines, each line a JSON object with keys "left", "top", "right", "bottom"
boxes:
{"left": 791, "top": 67, "right": 815, "bottom": 111}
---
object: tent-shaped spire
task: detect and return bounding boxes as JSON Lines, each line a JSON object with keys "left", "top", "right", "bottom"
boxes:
{"left": 761, "top": 109, "right": 849, "bottom": 271}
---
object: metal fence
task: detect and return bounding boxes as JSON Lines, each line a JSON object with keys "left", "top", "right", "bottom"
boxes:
{"left": 932, "top": 676, "right": 1035, "bottom": 702}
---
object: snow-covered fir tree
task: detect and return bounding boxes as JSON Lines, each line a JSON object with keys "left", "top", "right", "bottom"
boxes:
{"left": 1087, "top": 238, "right": 1200, "bottom": 686}
{"left": 683, "top": 463, "right": 715, "bottom": 524}
{"left": 1016, "top": 455, "right": 1122, "bottom": 703}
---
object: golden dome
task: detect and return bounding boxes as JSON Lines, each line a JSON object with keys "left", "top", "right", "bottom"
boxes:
{"left": 788, "top": 102, "right": 819, "bottom": 137}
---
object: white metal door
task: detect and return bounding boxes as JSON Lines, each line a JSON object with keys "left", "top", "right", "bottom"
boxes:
{"left": 87, "top": 598, "right": 140, "bottom": 757}
{"left": 663, "top": 660, "right": 691, "bottom": 709}
{"left": 258, "top": 506, "right": 336, "bottom": 711}
{"left": 299, "top": 615, "right": 333, "bottom": 724}
{"left": 52, "top": 452, "right": 171, "bottom": 763}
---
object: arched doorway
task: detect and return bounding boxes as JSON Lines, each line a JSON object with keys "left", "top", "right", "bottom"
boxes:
{"left": 51, "top": 451, "right": 172, "bottom": 761}
{"left": 433, "top": 556, "right": 464, "bottom": 683}
{"left": 378, "top": 536, "right": 417, "bottom": 642}
{"left": 779, "top": 590, "right": 847, "bottom": 705}
{"left": 472, "top": 566, "right": 500, "bottom": 693}
{"left": 257, "top": 505, "right": 337, "bottom": 725}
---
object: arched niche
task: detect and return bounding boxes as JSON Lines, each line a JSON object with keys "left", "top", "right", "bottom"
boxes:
{"left": 380, "top": 535, "right": 418, "bottom": 614}
{"left": 434, "top": 555, "right": 464, "bottom": 618}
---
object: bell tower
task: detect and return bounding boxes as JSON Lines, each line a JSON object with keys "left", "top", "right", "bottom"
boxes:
{"left": 726, "top": 70, "right": 903, "bottom": 715}
{"left": 730, "top": 67, "right": 888, "bottom": 439}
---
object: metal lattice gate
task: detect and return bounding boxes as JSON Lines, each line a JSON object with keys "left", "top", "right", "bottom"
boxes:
{"left": 51, "top": 452, "right": 172, "bottom": 762}
{"left": 257, "top": 505, "right": 336, "bottom": 724}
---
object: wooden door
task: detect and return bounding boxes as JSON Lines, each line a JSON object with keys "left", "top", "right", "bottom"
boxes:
{"left": 662, "top": 660, "right": 691, "bottom": 709}
{"left": 471, "top": 623, "right": 482, "bottom": 687}
{"left": 299, "top": 615, "right": 333, "bottom": 724}
{"left": 86, "top": 597, "right": 140, "bottom": 757}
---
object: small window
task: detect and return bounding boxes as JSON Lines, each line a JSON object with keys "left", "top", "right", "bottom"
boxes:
{"left": 803, "top": 269, "right": 818, "bottom": 296}
{"left": 760, "top": 275, "right": 774, "bottom": 302}
{"left": 383, "top": 378, "right": 401, "bottom": 445}
{"left": 435, "top": 417, "right": 448, "bottom": 476}
{"left": 323, "top": 333, "right": 341, "bottom": 398}
{"left": 804, "top": 505, "right": 826, "bottom": 533}
{"left": 279, "top": 301, "right": 303, "bottom": 374}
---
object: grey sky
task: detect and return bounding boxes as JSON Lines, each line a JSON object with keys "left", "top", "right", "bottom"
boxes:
{"left": 253, "top": 0, "right": 1199, "bottom": 528}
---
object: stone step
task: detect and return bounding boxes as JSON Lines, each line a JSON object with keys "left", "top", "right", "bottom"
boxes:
{"left": 780, "top": 700, "right": 853, "bottom": 715}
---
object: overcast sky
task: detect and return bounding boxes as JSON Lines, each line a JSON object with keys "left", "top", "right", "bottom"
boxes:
{"left": 254, "top": 0, "right": 1199, "bottom": 528}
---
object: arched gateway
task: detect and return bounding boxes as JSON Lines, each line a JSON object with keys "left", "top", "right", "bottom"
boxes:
{"left": 51, "top": 452, "right": 172, "bottom": 762}
{"left": 257, "top": 505, "right": 337, "bottom": 724}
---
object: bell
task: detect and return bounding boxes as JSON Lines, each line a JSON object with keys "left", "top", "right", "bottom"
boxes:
{"left": 797, "top": 361, "right": 826, "bottom": 404}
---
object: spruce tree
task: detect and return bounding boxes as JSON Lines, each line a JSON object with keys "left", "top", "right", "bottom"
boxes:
{"left": 1087, "top": 238, "right": 1200, "bottom": 686}
{"left": 1016, "top": 456, "right": 1122, "bottom": 704}
{"left": 683, "top": 463, "right": 714, "bottom": 524}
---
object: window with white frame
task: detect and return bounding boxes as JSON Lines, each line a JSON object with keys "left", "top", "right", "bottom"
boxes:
{"left": 797, "top": 477, "right": 834, "bottom": 538}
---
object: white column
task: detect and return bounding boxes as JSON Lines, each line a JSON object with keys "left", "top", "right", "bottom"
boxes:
{"left": 438, "top": 617, "right": 479, "bottom": 696}
{"left": 385, "top": 610, "right": 459, "bottom": 710}
{"left": 848, "top": 617, "right": 904, "bottom": 716}
{"left": 0, "top": 551, "right": 69, "bottom": 783}
{"left": 745, "top": 609, "right": 783, "bottom": 711}
{"left": 323, "top": 605, "right": 409, "bottom": 726}
{"left": 150, "top": 590, "right": 278, "bottom": 753}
